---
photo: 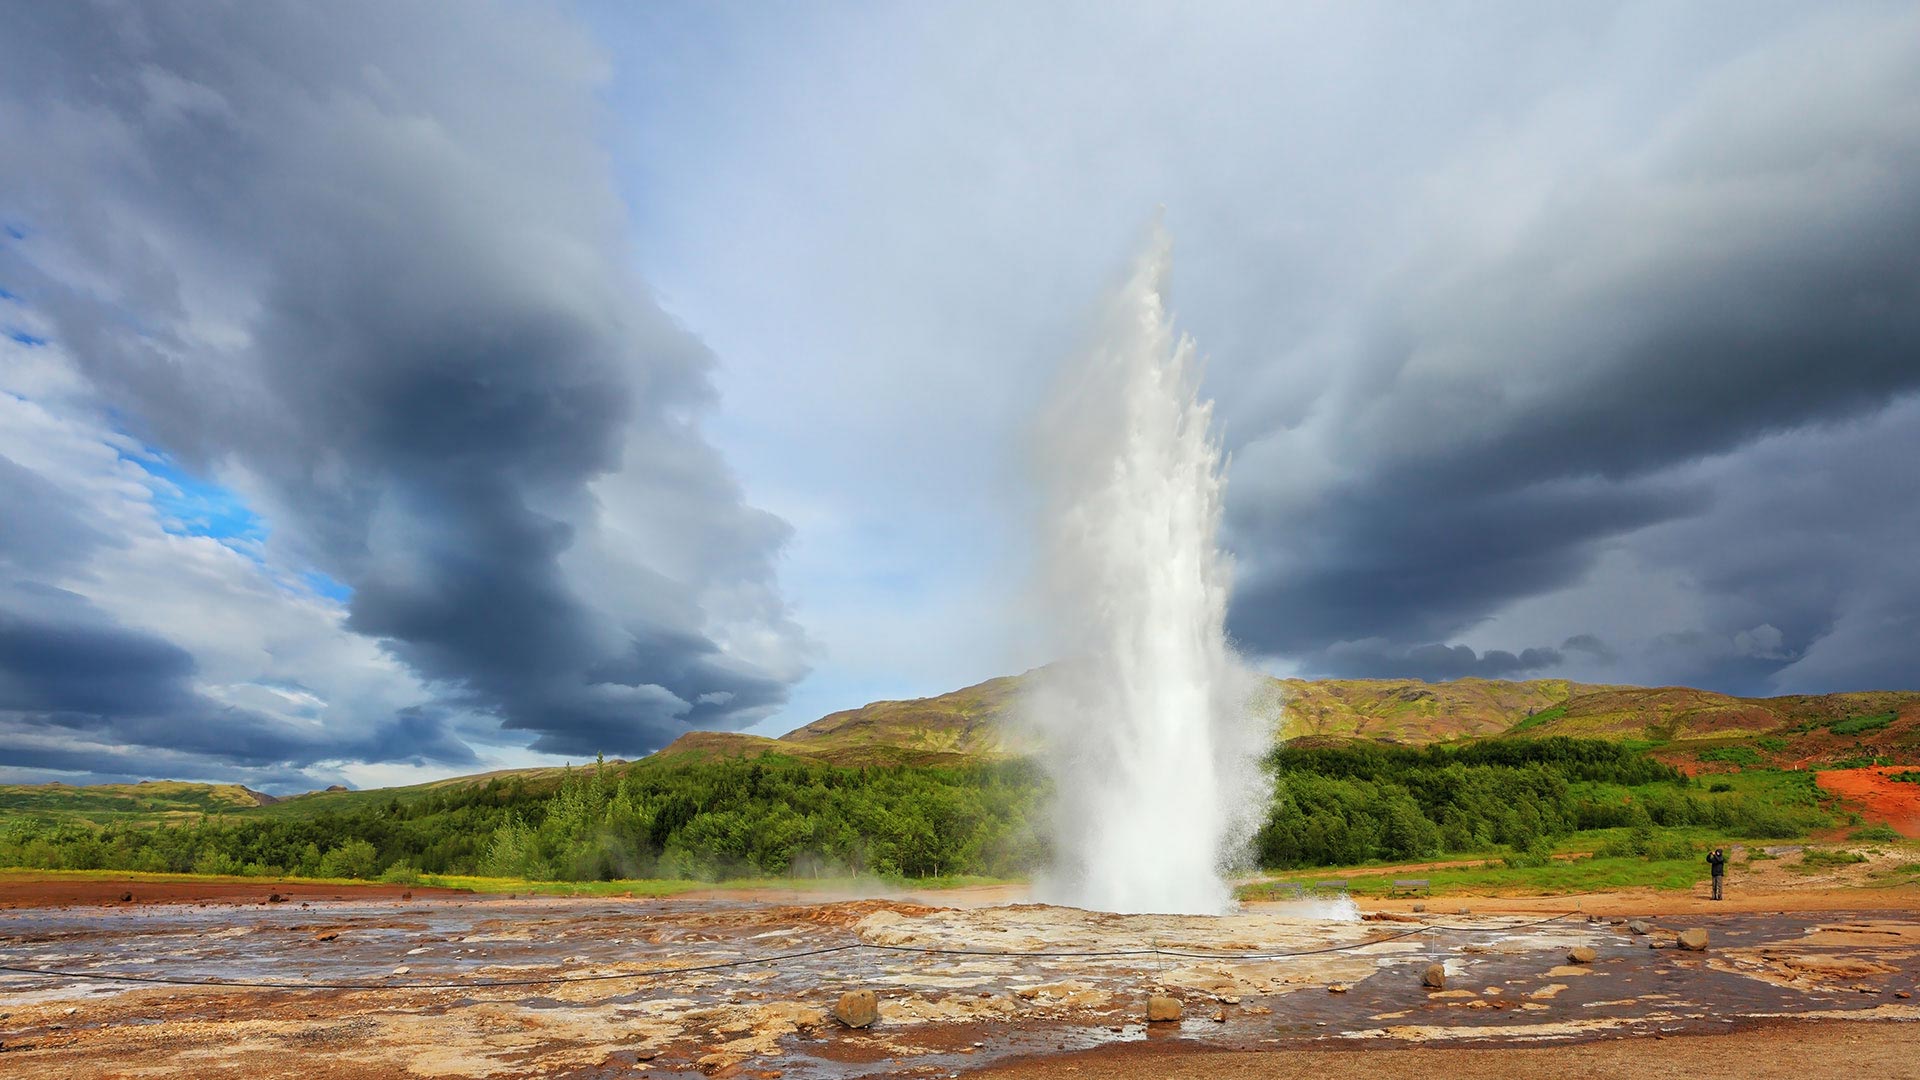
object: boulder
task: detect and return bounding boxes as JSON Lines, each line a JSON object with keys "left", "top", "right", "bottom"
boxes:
{"left": 1423, "top": 963, "right": 1447, "bottom": 990}
{"left": 832, "top": 990, "right": 879, "bottom": 1029}
{"left": 1146, "top": 995, "right": 1183, "bottom": 1022}
{"left": 1677, "top": 928, "right": 1709, "bottom": 951}
{"left": 1327, "top": 984, "right": 1350, "bottom": 994}
{"left": 1627, "top": 920, "right": 1652, "bottom": 935}
{"left": 1567, "top": 946, "right": 1598, "bottom": 964}
{"left": 119, "top": 891, "right": 133, "bottom": 903}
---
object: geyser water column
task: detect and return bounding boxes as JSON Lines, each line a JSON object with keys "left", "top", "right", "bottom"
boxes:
{"left": 1027, "top": 227, "right": 1269, "bottom": 915}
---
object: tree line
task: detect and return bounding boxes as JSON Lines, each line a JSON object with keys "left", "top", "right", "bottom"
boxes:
{"left": 0, "top": 738, "right": 1829, "bottom": 880}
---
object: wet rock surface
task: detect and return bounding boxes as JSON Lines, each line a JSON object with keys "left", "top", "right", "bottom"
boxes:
{"left": 2, "top": 894, "right": 1918, "bottom": 1078}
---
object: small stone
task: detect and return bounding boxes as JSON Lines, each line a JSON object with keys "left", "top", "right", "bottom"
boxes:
{"left": 1853, "top": 984, "right": 1874, "bottom": 994}
{"left": 1146, "top": 995, "right": 1182, "bottom": 1022}
{"left": 1327, "top": 983, "right": 1350, "bottom": 994}
{"left": 119, "top": 891, "right": 133, "bottom": 903}
{"left": 1411, "top": 903, "right": 1426, "bottom": 913}
{"left": 1567, "top": 946, "right": 1598, "bottom": 964}
{"left": 401, "top": 891, "right": 412, "bottom": 900}
{"left": 314, "top": 931, "right": 339, "bottom": 942}
{"left": 1627, "top": 920, "right": 1652, "bottom": 935}
{"left": 1423, "top": 963, "right": 1447, "bottom": 990}
{"left": 1210, "top": 1008, "right": 1227, "bottom": 1022}
{"left": 1896, "top": 991, "right": 1911, "bottom": 1000}
{"left": 268, "top": 893, "right": 285, "bottom": 903}
{"left": 1676, "top": 928, "right": 1709, "bottom": 951}
{"left": 832, "top": 990, "right": 878, "bottom": 1029}
{"left": 391, "top": 966, "right": 411, "bottom": 975}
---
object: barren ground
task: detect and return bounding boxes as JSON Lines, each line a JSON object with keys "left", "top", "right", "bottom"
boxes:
{"left": 3, "top": 867, "right": 1917, "bottom": 1079}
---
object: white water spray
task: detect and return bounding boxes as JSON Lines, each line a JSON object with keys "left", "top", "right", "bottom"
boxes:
{"left": 1027, "top": 227, "right": 1270, "bottom": 915}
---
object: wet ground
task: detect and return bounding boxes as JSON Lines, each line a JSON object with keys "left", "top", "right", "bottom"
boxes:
{"left": 2, "top": 889, "right": 1918, "bottom": 1078}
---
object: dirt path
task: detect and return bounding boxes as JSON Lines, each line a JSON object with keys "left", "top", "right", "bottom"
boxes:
{"left": 961, "top": 1019, "right": 1920, "bottom": 1079}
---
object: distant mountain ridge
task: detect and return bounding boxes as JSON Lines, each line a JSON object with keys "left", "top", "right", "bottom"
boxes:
{"left": 8, "top": 676, "right": 1917, "bottom": 819}
{"left": 653, "top": 672, "right": 1920, "bottom": 764}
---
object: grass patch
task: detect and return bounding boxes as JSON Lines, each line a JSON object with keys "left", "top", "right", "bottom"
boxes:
{"left": 1696, "top": 746, "right": 1761, "bottom": 767}
{"left": 1797, "top": 848, "right": 1869, "bottom": 870}
{"left": 1506, "top": 705, "right": 1568, "bottom": 735}
{"left": 1241, "top": 852, "right": 1707, "bottom": 899}
{"left": 1831, "top": 713, "right": 1896, "bottom": 737}
{"left": 1849, "top": 823, "right": 1904, "bottom": 843}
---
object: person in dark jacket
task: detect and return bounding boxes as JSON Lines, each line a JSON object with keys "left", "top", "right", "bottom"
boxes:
{"left": 1707, "top": 847, "right": 1727, "bottom": 900}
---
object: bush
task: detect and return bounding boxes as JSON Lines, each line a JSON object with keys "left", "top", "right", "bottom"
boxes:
{"left": 1800, "top": 848, "right": 1868, "bottom": 868}
{"left": 317, "top": 839, "right": 378, "bottom": 879}
{"left": 379, "top": 860, "right": 422, "bottom": 885}
{"left": 1848, "top": 823, "right": 1903, "bottom": 844}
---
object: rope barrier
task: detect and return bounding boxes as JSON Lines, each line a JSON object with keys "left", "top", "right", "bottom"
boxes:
{"left": 0, "top": 912, "right": 1581, "bottom": 991}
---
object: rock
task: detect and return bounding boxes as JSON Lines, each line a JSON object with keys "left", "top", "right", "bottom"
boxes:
{"left": 1627, "top": 920, "right": 1652, "bottom": 935}
{"left": 391, "top": 966, "right": 411, "bottom": 975}
{"left": 268, "top": 893, "right": 285, "bottom": 903}
{"left": 832, "top": 990, "right": 879, "bottom": 1029}
{"left": 1677, "top": 928, "right": 1709, "bottom": 951}
{"left": 401, "top": 891, "right": 412, "bottom": 900}
{"left": 313, "top": 931, "right": 339, "bottom": 942}
{"left": 1146, "top": 995, "right": 1183, "bottom": 1022}
{"left": 1423, "top": 963, "right": 1447, "bottom": 990}
{"left": 119, "top": 891, "right": 133, "bottom": 903}
{"left": 1210, "top": 1008, "right": 1227, "bottom": 1022}
{"left": 1327, "top": 984, "right": 1350, "bottom": 994}
{"left": 1567, "top": 946, "right": 1598, "bottom": 964}
{"left": 1896, "top": 991, "right": 1911, "bottom": 1000}
{"left": 1411, "top": 903, "right": 1426, "bottom": 913}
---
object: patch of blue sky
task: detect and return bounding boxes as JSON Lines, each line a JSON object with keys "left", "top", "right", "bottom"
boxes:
{"left": 125, "top": 451, "right": 268, "bottom": 546}
{"left": 0, "top": 286, "right": 18, "bottom": 301}
{"left": 300, "top": 570, "right": 355, "bottom": 604}
{"left": 3, "top": 224, "right": 25, "bottom": 240}
{"left": 6, "top": 327, "right": 46, "bottom": 346}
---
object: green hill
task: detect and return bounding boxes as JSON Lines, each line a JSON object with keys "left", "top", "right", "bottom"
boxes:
{"left": 8, "top": 675, "right": 1918, "bottom": 828}
{"left": 0, "top": 780, "right": 274, "bottom": 824}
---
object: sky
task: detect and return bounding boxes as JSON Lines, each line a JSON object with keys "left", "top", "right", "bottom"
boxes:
{"left": 2, "top": 1, "right": 1917, "bottom": 792}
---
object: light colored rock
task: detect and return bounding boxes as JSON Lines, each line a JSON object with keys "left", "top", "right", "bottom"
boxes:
{"left": 1627, "top": 920, "right": 1652, "bottom": 935}
{"left": 1146, "top": 995, "right": 1183, "bottom": 1022}
{"left": 1677, "top": 928, "right": 1710, "bottom": 951}
{"left": 1567, "top": 945, "right": 1598, "bottom": 964}
{"left": 832, "top": 990, "right": 878, "bottom": 1029}
{"left": 1327, "top": 984, "right": 1350, "bottom": 994}
{"left": 1422, "top": 963, "right": 1446, "bottom": 990}
{"left": 391, "top": 966, "right": 411, "bottom": 975}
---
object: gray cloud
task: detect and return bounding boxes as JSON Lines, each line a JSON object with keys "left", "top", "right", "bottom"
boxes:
{"left": 1225, "top": 9, "right": 1920, "bottom": 690}
{"left": 0, "top": 1, "right": 807, "bottom": 771}
{"left": 1318, "top": 640, "right": 1564, "bottom": 682}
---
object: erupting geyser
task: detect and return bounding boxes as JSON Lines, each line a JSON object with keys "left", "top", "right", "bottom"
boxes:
{"left": 1027, "top": 227, "right": 1270, "bottom": 915}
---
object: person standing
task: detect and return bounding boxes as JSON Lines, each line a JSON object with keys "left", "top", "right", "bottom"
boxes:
{"left": 1707, "top": 847, "right": 1727, "bottom": 901}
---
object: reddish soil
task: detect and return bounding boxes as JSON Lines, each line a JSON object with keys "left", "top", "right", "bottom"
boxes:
{"left": 0, "top": 875, "right": 472, "bottom": 910}
{"left": 963, "top": 1018, "right": 1920, "bottom": 1079}
{"left": 1815, "top": 766, "right": 1920, "bottom": 837}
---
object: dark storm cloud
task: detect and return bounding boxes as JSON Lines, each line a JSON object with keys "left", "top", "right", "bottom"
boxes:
{"left": 0, "top": 1, "right": 805, "bottom": 765}
{"left": 0, "top": 583, "right": 471, "bottom": 768}
{"left": 1319, "top": 641, "right": 1564, "bottom": 682}
{"left": 1227, "top": 14, "right": 1920, "bottom": 689}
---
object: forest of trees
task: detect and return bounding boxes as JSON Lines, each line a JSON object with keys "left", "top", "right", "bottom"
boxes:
{"left": 0, "top": 738, "right": 1830, "bottom": 881}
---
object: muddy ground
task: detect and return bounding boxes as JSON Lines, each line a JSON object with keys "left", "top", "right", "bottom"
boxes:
{"left": 2, "top": 873, "right": 1918, "bottom": 1079}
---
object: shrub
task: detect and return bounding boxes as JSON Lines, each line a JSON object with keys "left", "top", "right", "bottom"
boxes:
{"left": 1800, "top": 848, "right": 1868, "bottom": 869}
{"left": 1848, "top": 823, "right": 1903, "bottom": 844}
{"left": 317, "top": 839, "right": 378, "bottom": 879}
{"left": 379, "top": 860, "right": 422, "bottom": 885}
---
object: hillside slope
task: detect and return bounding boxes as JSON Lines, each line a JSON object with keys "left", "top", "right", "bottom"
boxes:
{"left": 0, "top": 780, "right": 274, "bottom": 823}
{"left": 11, "top": 676, "right": 1918, "bottom": 824}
